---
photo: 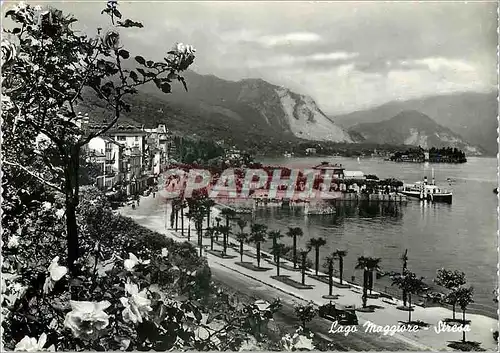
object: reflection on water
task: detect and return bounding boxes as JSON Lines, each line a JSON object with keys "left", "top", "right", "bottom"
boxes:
{"left": 241, "top": 156, "right": 498, "bottom": 315}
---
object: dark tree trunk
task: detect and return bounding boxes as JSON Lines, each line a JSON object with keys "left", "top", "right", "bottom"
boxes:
{"left": 180, "top": 205, "right": 184, "bottom": 236}
{"left": 170, "top": 206, "right": 175, "bottom": 228}
{"left": 362, "top": 270, "right": 368, "bottom": 308}
{"left": 206, "top": 208, "right": 211, "bottom": 229}
{"left": 328, "top": 261, "right": 333, "bottom": 296}
{"left": 198, "top": 224, "right": 202, "bottom": 257}
{"left": 339, "top": 257, "right": 344, "bottom": 284}
{"left": 452, "top": 303, "right": 456, "bottom": 320}
{"left": 175, "top": 208, "right": 178, "bottom": 231}
{"left": 368, "top": 271, "right": 373, "bottom": 294}
{"left": 293, "top": 236, "right": 297, "bottom": 269}
{"left": 210, "top": 231, "right": 214, "bottom": 250}
{"left": 240, "top": 241, "right": 243, "bottom": 262}
{"left": 272, "top": 238, "right": 277, "bottom": 262}
{"left": 223, "top": 230, "right": 227, "bottom": 256}
{"left": 408, "top": 294, "right": 412, "bottom": 323}
{"left": 315, "top": 247, "right": 320, "bottom": 275}
{"left": 65, "top": 147, "right": 81, "bottom": 281}
{"left": 301, "top": 255, "right": 306, "bottom": 285}
{"left": 402, "top": 260, "right": 407, "bottom": 306}
{"left": 276, "top": 255, "right": 280, "bottom": 276}
{"left": 256, "top": 242, "right": 261, "bottom": 268}
{"left": 462, "top": 309, "right": 466, "bottom": 342}
{"left": 187, "top": 221, "right": 191, "bottom": 241}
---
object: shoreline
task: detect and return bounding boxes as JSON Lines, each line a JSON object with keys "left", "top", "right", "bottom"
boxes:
{"left": 209, "top": 206, "right": 497, "bottom": 320}
{"left": 117, "top": 195, "right": 499, "bottom": 351}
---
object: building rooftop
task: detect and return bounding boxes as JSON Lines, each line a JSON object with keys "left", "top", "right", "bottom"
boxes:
{"left": 312, "top": 163, "right": 344, "bottom": 170}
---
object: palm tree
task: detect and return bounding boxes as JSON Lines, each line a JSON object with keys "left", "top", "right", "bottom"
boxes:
{"left": 355, "top": 256, "right": 370, "bottom": 308}
{"left": 401, "top": 249, "right": 409, "bottom": 306}
{"left": 392, "top": 269, "right": 427, "bottom": 322}
{"left": 365, "top": 257, "right": 382, "bottom": 295}
{"left": 248, "top": 223, "right": 268, "bottom": 268}
{"left": 286, "top": 227, "right": 304, "bottom": 269}
{"left": 218, "top": 225, "right": 231, "bottom": 256}
{"left": 236, "top": 219, "right": 248, "bottom": 262}
{"left": 455, "top": 286, "right": 474, "bottom": 343}
{"left": 203, "top": 198, "right": 216, "bottom": 229}
{"left": 220, "top": 208, "right": 236, "bottom": 255}
{"left": 205, "top": 227, "right": 215, "bottom": 250}
{"left": 307, "top": 237, "right": 327, "bottom": 276}
{"left": 323, "top": 254, "right": 336, "bottom": 298}
{"left": 435, "top": 268, "right": 466, "bottom": 320}
{"left": 268, "top": 230, "right": 283, "bottom": 262}
{"left": 333, "top": 249, "right": 348, "bottom": 285}
{"left": 298, "top": 247, "right": 311, "bottom": 285}
{"left": 271, "top": 243, "right": 288, "bottom": 276}
{"left": 214, "top": 216, "right": 222, "bottom": 241}
{"left": 193, "top": 212, "right": 205, "bottom": 257}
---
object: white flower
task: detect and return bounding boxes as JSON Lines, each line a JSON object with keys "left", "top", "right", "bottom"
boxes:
{"left": 33, "top": 5, "right": 42, "bottom": 11}
{"left": 254, "top": 299, "right": 271, "bottom": 312}
{"left": 120, "top": 281, "right": 152, "bottom": 323}
{"left": 55, "top": 208, "right": 65, "bottom": 219}
{"left": 123, "top": 252, "right": 149, "bottom": 271}
{"left": 7, "top": 235, "right": 20, "bottom": 249}
{"left": 64, "top": 300, "right": 111, "bottom": 339}
{"left": 42, "top": 201, "right": 52, "bottom": 210}
{"left": 175, "top": 42, "right": 196, "bottom": 55}
{"left": 48, "top": 256, "right": 67, "bottom": 281}
{"left": 161, "top": 248, "right": 169, "bottom": 257}
{"left": 12, "top": 2, "right": 27, "bottom": 12}
{"left": 14, "top": 333, "right": 54, "bottom": 352}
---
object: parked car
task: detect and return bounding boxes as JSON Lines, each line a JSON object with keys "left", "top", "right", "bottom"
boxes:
{"left": 318, "top": 302, "right": 358, "bottom": 325}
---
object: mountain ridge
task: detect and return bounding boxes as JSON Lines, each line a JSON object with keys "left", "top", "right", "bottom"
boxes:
{"left": 349, "top": 110, "right": 484, "bottom": 155}
{"left": 332, "top": 91, "right": 497, "bottom": 155}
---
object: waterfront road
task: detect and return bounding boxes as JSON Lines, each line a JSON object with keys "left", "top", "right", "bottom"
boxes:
{"left": 211, "top": 263, "right": 418, "bottom": 351}
{"left": 119, "top": 194, "right": 498, "bottom": 351}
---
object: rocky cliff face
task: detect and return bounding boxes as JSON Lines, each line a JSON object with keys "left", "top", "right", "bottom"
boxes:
{"left": 158, "top": 72, "right": 353, "bottom": 143}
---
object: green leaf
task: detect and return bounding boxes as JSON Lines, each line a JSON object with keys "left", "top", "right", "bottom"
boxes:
{"left": 11, "top": 28, "right": 21, "bottom": 34}
{"left": 135, "top": 56, "right": 146, "bottom": 66}
{"left": 160, "top": 83, "right": 171, "bottom": 93}
{"left": 113, "top": 9, "right": 122, "bottom": 19}
{"left": 146, "top": 60, "right": 154, "bottom": 68}
{"left": 118, "top": 49, "right": 130, "bottom": 59}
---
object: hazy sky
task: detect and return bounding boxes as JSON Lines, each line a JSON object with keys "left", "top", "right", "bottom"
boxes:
{"left": 10, "top": 1, "right": 498, "bottom": 114}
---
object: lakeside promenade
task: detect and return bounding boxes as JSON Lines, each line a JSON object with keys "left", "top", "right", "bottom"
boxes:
{"left": 119, "top": 194, "right": 498, "bottom": 351}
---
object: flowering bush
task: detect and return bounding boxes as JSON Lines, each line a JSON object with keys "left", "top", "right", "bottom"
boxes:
{"left": 1, "top": 1, "right": 320, "bottom": 351}
{"left": 293, "top": 301, "right": 318, "bottom": 330}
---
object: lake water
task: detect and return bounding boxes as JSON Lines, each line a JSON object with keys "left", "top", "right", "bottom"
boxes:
{"left": 244, "top": 156, "right": 498, "bottom": 316}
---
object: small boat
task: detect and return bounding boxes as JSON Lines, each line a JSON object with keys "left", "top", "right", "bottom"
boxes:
{"left": 399, "top": 170, "right": 452, "bottom": 203}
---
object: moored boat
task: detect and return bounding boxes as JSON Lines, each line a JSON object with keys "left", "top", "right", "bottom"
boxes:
{"left": 399, "top": 172, "right": 452, "bottom": 203}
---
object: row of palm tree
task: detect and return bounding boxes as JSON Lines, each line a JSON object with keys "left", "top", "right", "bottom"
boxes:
{"left": 186, "top": 207, "right": 477, "bottom": 344}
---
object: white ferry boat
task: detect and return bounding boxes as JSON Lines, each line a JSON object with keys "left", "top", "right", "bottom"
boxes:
{"left": 399, "top": 174, "right": 452, "bottom": 203}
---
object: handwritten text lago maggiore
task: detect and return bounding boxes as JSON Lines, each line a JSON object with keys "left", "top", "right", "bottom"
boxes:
{"left": 329, "top": 320, "right": 471, "bottom": 336}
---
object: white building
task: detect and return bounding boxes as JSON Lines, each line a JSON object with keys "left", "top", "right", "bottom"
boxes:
{"left": 85, "top": 136, "right": 124, "bottom": 190}
{"left": 344, "top": 171, "right": 365, "bottom": 180}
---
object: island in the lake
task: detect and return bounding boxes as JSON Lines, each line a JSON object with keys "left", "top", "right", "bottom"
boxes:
{"left": 389, "top": 147, "right": 467, "bottom": 163}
